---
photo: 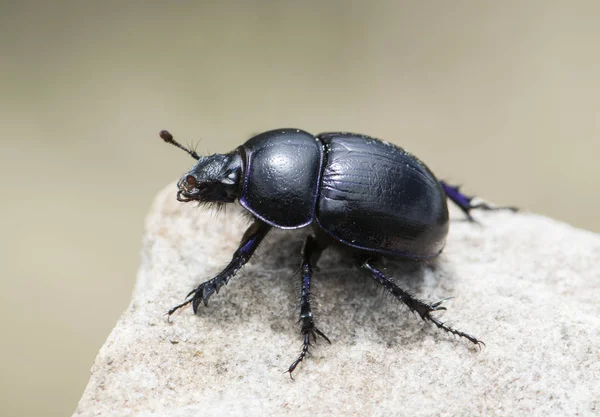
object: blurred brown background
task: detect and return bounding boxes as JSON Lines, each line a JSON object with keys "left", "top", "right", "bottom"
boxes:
{"left": 1, "top": 1, "right": 598, "bottom": 416}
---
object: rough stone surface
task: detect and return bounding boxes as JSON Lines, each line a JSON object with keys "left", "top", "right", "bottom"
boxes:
{"left": 74, "top": 185, "right": 600, "bottom": 417}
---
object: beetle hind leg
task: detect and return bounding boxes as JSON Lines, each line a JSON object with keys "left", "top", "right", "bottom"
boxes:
{"left": 440, "top": 180, "right": 518, "bottom": 222}
{"left": 287, "top": 235, "right": 331, "bottom": 378}
{"left": 359, "top": 258, "right": 484, "bottom": 346}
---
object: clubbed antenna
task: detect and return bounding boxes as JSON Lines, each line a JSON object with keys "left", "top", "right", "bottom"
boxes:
{"left": 159, "top": 130, "right": 200, "bottom": 160}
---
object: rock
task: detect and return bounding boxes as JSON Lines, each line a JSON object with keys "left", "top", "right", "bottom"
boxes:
{"left": 73, "top": 185, "right": 600, "bottom": 417}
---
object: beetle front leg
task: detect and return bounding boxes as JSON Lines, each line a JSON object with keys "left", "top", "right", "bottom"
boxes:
{"left": 287, "top": 235, "right": 331, "bottom": 378}
{"left": 167, "top": 220, "right": 271, "bottom": 317}
{"left": 440, "top": 180, "right": 518, "bottom": 222}
{"left": 360, "top": 258, "right": 483, "bottom": 346}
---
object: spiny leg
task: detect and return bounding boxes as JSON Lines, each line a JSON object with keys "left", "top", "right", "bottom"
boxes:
{"left": 167, "top": 219, "right": 271, "bottom": 318}
{"left": 359, "top": 257, "right": 483, "bottom": 346}
{"left": 440, "top": 180, "right": 518, "bottom": 222}
{"left": 287, "top": 235, "right": 331, "bottom": 377}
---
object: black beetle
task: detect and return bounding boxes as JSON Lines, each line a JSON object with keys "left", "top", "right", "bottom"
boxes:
{"left": 160, "top": 128, "right": 516, "bottom": 376}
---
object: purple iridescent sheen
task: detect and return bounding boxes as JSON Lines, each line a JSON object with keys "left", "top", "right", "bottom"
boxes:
{"left": 440, "top": 181, "right": 472, "bottom": 210}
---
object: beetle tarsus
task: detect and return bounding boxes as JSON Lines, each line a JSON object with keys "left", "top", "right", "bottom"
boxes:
{"left": 166, "top": 298, "right": 194, "bottom": 320}
{"left": 360, "top": 259, "right": 483, "bottom": 346}
{"left": 425, "top": 314, "right": 485, "bottom": 347}
{"left": 287, "top": 328, "right": 330, "bottom": 378}
{"left": 287, "top": 235, "right": 331, "bottom": 378}
{"left": 440, "top": 180, "right": 518, "bottom": 221}
{"left": 470, "top": 201, "right": 519, "bottom": 213}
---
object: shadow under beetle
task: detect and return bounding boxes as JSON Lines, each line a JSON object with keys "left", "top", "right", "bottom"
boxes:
{"left": 160, "top": 128, "right": 516, "bottom": 377}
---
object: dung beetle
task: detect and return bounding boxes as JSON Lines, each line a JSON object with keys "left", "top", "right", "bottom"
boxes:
{"left": 160, "top": 128, "right": 516, "bottom": 376}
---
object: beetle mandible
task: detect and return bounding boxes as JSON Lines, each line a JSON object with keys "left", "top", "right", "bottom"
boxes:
{"left": 160, "top": 128, "right": 516, "bottom": 376}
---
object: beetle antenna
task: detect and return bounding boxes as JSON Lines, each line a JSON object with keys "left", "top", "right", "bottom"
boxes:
{"left": 159, "top": 130, "right": 200, "bottom": 160}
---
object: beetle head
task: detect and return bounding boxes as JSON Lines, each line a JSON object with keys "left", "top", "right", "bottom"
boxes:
{"left": 177, "top": 153, "right": 242, "bottom": 204}
{"left": 160, "top": 130, "right": 243, "bottom": 205}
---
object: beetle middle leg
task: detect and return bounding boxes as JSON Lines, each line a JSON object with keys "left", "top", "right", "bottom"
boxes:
{"left": 287, "top": 235, "right": 331, "bottom": 378}
{"left": 167, "top": 219, "right": 271, "bottom": 318}
{"left": 359, "top": 257, "right": 483, "bottom": 346}
{"left": 440, "top": 180, "right": 518, "bottom": 222}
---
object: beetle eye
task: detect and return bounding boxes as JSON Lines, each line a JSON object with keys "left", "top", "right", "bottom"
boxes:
{"left": 186, "top": 175, "right": 197, "bottom": 188}
{"left": 221, "top": 170, "right": 238, "bottom": 185}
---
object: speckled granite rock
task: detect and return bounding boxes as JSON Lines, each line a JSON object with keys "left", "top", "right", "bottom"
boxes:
{"left": 73, "top": 185, "right": 600, "bottom": 417}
